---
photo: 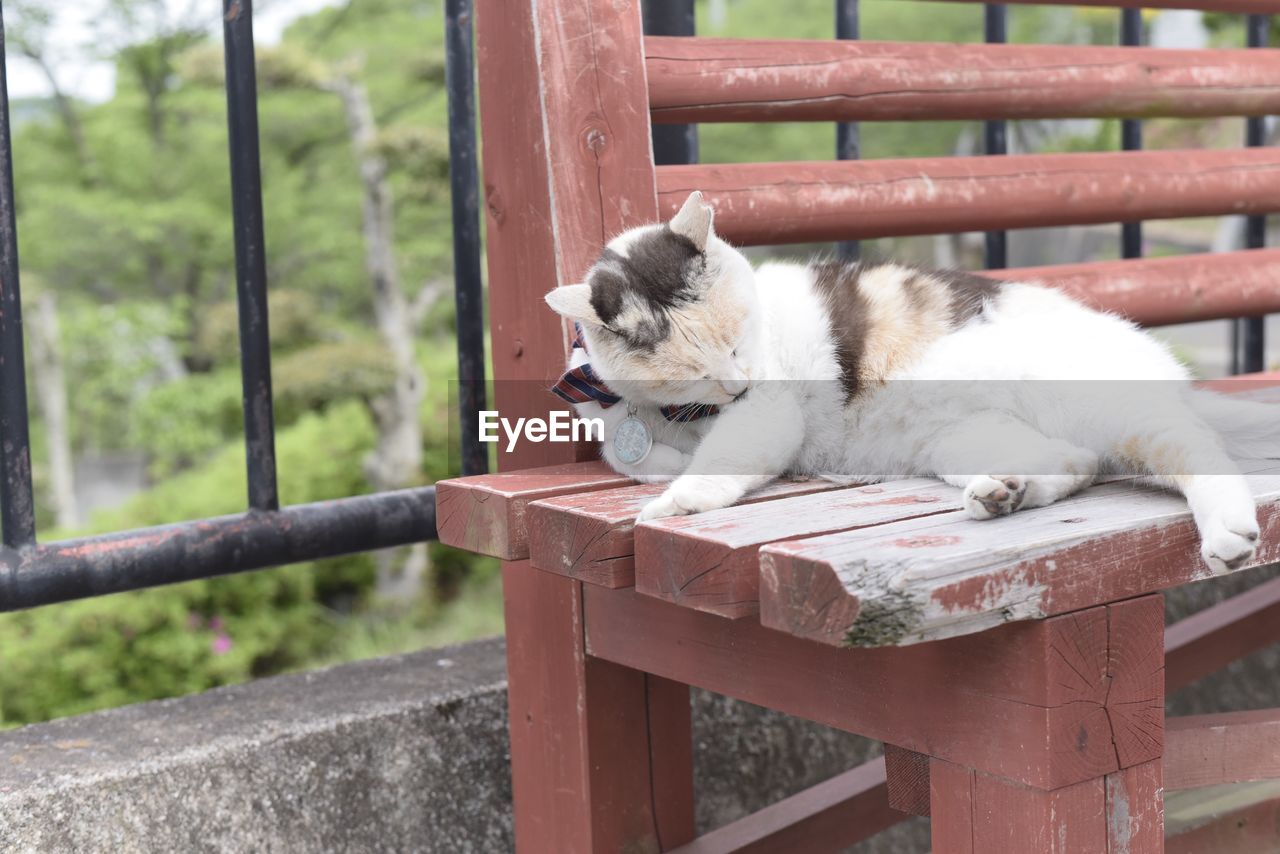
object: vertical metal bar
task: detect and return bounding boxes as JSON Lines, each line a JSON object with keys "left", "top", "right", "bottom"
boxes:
{"left": 983, "top": 4, "right": 1008, "bottom": 269}
{"left": 1120, "top": 8, "right": 1143, "bottom": 260}
{"left": 644, "top": 0, "right": 698, "bottom": 165}
{"left": 1236, "top": 13, "right": 1269, "bottom": 374}
{"left": 836, "top": 0, "right": 860, "bottom": 262}
{"left": 0, "top": 4, "right": 35, "bottom": 549}
{"left": 446, "top": 0, "right": 489, "bottom": 477}
{"left": 222, "top": 0, "right": 279, "bottom": 511}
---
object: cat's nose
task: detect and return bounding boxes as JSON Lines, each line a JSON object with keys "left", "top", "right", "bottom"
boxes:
{"left": 720, "top": 377, "right": 749, "bottom": 397}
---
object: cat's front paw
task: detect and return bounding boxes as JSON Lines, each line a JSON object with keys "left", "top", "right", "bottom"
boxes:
{"left": 636, "top": 477, "right": 742, "bottom": 522}
{"left": 1200, "top": 509, "right": 1260, "bottom": 573}
{"left": 963, "top": 475, "right": 1027, "bottom": 520}
{"left": 636, "top": 491, "right": 687, "bottom": 522}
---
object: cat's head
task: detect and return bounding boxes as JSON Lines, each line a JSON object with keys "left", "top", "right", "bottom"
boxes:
{"left": 545, "top": 192, "right": 761, "bottom": 407}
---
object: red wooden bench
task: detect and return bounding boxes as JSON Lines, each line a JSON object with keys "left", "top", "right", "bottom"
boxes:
{"left": 444, "top": 1, "right": 1280, "bottom": 849}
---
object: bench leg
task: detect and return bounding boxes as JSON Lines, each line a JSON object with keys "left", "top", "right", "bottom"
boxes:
{"left": 502, "top": 561, "right": 696, "bottom": 853}
{"left": 923, "top": 595, "right": 1166, "bottom": 852}
{"left": 930, "top": 757, "right": 1163, "bottom": 853}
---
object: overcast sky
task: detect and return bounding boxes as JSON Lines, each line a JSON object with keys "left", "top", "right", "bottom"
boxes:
{"left": 6, "top": 0, "right": 344, "bottom": 102}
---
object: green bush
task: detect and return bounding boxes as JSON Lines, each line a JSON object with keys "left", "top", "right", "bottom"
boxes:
{"left": 0, "top": 402, "right": 380, "bottom": 727}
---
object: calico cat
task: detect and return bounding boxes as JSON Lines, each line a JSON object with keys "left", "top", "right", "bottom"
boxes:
{"left": 546, "top": 192, "right": 1278, "bottom": 572}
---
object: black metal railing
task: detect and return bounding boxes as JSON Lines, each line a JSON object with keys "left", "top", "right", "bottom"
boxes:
{"left": 836, "top": 0, "right": 860, "bottom": 261}
{"left": 645, "top": 0, "right": 698, "bottom": 166}
{"left": 1120, "top": 8, "right": 1144, "bottom": 261}
{"left": 446, "top": 0, "right": 489, "bottom": 478}
{"left": 983, "top": 3, "right": 1009, "bottom": 269}
{"left": 0, "top": 4, "right": 33, "bottom": 552}
{"left": 0, "top": 0, "right": 492, "bottom": 610}
{"left": 1236, "top": 13, "right": 1270, "bottom": 374}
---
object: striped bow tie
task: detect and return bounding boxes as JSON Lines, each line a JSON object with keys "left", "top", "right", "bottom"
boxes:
{"left": 550, "top": 324, "right": 719, "bottom": 422}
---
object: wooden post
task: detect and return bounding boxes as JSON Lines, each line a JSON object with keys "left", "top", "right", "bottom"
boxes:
{"left": 927, "top": 597, "right": 1166, "bottom": 852}
{"left": 475, "top": 0, "right": 692, "bottom": 850}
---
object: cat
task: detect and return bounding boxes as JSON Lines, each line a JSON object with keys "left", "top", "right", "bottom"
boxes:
{"left": 546, "top": 191, "right": 1279, "bottom": 573}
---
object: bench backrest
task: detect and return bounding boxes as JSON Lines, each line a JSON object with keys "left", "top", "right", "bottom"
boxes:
{"left": 475, "top": 0, "right": 1280, "bottom": 471}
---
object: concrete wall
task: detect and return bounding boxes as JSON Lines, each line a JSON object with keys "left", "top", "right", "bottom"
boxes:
{"left": 0, "top": 637, "right": 928, "bottom": 853}
{"left": 1, "top": 565, "right": 1274, "bottom": 853}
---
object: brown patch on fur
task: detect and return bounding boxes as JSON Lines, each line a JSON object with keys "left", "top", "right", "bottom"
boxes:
{"left": 812, "top": 262, "right": 991, "bottom": 397}
{"left": 811, "top": 262, "right": 871, "bottom": 401}
{"left": 856, "top": 264, "right": 954, "bottom": 385}
{"left": 936, "top": 269, "right": 1004, "bottom": 325}
{"left": 1116, "top": 434, "right": 1192, "bottom": 481}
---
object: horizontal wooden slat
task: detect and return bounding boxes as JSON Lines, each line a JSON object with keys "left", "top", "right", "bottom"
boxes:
{"left": 1165, "top": 574, "right": 1280, "bottom": 692}
{"left": 586, "top": 586, "right": 1164, "bottom": 791}
{"left": 528, "top": 477, "right": 845, "bottom": 588}
{"left": 877, "top": 708, "right": 1280, "bottom": 819}
{"left": 929, "top": 0, "right": 1280, "bottom": 14}
{"left": 434, "top": 461, "right": 632, "bottom": 559}
{"left": 759, "top": 463, "right": 1280, "bottom": 648}
{"left": 1166, "top": 786, "right": 1280, "bottom": 853}
{"left": 634, "top": 479, "right": 955, "bottom": 618}
{"left": 648, "top": 38, "right": 1280, "bottom": 124}
{"left": 991, "top": 249, "right": 1280, "bottom": 327}
{"left": 657, "top": 148, "right": 1280, "bottom": 245}
{"left": 1166, "top": 709, "right": 1280, "bottom": 791}
{"left": 669, "top": 759, "right": 901, "bottom": 854}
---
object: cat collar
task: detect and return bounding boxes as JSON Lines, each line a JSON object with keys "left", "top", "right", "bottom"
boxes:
{"left": 550, "top": 324, "right": 719, "bottom": 422}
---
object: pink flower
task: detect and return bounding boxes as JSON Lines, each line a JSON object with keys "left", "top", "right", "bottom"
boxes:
{"left": 211, "top": 633, "right": 233, "bottom": 655}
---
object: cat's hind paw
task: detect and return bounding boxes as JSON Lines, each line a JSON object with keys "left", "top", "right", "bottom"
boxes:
{"left": 1200, "top": 511, "right": 1260, "bottom": 574}
{"left": 963, "top": 475, "right": 1027, "bottom": 520}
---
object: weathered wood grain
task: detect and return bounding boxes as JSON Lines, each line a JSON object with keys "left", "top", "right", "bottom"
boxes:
{"left": 970, "top": 767, "right": 1108, "bottom": 853}
{"left": 528, "top": 477, "right": 844, "bottom": 588}
{"left": 1106, "top": 760, "right": 1165, "bottom": 854}
{"left": 435, "top": 461, "right": 633, "bottom": 559}
{"left": 760, "top": 465, "right": 1280, "bottom": 647}
{"left": 931, "top": 756, "right": 1162, "bottom": 853}
{"left": 634, "top": 479, "right": 955, "bottom": 618}
{"left": 657, "top": 149, "right": 1280, "bottom": 248}
{"left": 1107, "top": 596, "right": 1167, "bottom": 771}
{"left": 586, "top": 587, "right": 1163, "bottom": 790}
{"left": 647, "top": 38, "right": 1280, "bottom": 124}
{"left": 667, "top": 758, "right": 900, "bottom": 854}
{"left": 1166, "top": 709, "right": 1280, "bottom": 791}
{"left": 927, "top": 761, "right": 975, "bottom": 854}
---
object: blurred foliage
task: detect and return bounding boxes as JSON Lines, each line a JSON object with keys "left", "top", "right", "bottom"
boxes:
{"left": 0, "top": 0, "right": 498, "bottom": 727}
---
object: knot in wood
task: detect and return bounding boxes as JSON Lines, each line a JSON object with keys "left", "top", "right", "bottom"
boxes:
{"left": 583, "top": 126, "right": 608, "bottom": 156}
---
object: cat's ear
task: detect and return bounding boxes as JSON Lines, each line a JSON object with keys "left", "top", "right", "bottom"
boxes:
{"left": 669, "top": 191, "right": 714, "bottom": 252}
{"left": 544, "top": 284, "right": 601, "bottom": 323}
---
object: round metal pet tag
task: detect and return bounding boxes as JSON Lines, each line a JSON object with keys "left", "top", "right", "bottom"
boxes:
{"left": 613, "top": 409, "right": 652, "bottom": 466}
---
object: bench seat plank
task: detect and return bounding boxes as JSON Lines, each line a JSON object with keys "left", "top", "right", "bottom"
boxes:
{"left": 529, "top": 477, "right": 847, "bottom": 588}
{"left": 634, "top": 479, "right": 957, "bottom": 618}
{"left": 759, "top": 463, "right": 1280, "bottom": 648}
{"left": 435, "top": 461, "right": 633, "bottom": 560}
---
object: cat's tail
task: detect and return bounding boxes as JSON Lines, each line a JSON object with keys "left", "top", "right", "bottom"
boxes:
{"left": 1188, "top": 388, "right": 1280, "bottom": 460}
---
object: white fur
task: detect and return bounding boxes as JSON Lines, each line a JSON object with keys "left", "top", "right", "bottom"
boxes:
{"left": 548, "top": 201, "right": 1278, "bottom": 573}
